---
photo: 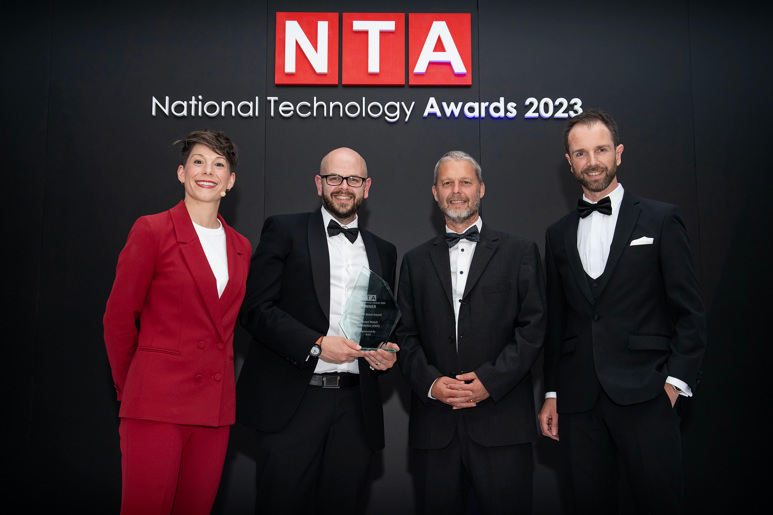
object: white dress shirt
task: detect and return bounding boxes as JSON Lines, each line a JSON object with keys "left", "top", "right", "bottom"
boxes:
{"left": 316, "top": 207, "right": 369, "bottom": 374}
{"left": 577, "top": 184, "right": 624, "bottom": 279}
{"left": 448, "top": 217, "right": 484, "bottom": 345}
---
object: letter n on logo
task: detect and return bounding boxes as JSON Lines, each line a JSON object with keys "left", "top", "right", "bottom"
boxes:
{"left": 275, "top": 12, "right": 339, "bottom": 85}
{"left": 408, "top": 13, "right": 471, "bottom": 86}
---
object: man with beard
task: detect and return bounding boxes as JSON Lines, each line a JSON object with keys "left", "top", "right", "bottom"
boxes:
{"left": 396, "top": 151, "right": 546, "bottom": 514}
{"left": 236, "top": 147, "right": 399, "bottom": 514}
{"left": 538, "top": 109, "right": 706, "bottom": 514}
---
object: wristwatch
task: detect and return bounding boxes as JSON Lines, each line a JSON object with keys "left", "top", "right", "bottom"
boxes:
{"left": 309, "top": 337, "right": 323, "bottom": 358}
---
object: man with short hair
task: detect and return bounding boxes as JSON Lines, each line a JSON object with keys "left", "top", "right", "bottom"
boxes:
{"left": 237, "top": 147, "right": 399, "bottom": 515}
{"left": 397, "top": 150, "right": 546, "bottom": 514}
{"left": 538, "top": 109, "right": 706, "bottom": 514}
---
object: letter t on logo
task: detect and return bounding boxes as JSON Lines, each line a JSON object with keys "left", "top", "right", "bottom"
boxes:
{"left": 342, "top": 13, "right": 405, "bottom": 85}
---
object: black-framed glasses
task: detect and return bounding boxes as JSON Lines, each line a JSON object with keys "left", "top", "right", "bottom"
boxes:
{"left": 319, "top": 174, "right": 367, "bottom": 187}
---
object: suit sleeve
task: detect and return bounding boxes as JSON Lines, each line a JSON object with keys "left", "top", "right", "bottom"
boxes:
{"left": 239, "top": 216, "right": 321, "bottom": 368}
{"left": 543, "top": 229, "right": 564, "bottom": 394}
{"left": 659, "top": 207, "right": 706, "bottom": 390}
{"left": 103, "top": 217, "right": 158, "bottom": 400}
{"left": 474, "top": 240, "right": 547, "bottom": 403}
{"left": 396, "top": 253, "right": 445, "bottom": 404}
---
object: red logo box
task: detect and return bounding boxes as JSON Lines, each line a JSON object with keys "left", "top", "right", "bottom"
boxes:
{"left": 342, "top": 13, "right": 406, "bottom": 86}
{"left": 275, "top": 12, "right": 339, "bottom": 85}
{"left": 408, "top": 13, "right": 471, "bottom": 86}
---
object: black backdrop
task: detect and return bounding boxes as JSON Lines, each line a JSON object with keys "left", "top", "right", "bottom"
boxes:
{"left": 4, "top": 0, "right": 771, "bottom": 513}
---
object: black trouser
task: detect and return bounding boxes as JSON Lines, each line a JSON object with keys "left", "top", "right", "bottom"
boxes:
{"left": 560, "top": 389, "right": 683, "bottom": 515}
{"left": 253, "top": 384, "right": 373, "bottom": 515}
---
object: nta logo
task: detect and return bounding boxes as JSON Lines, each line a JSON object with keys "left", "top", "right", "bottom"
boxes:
{"left": 275, "top": 12, "right": 471, "bottom": 86}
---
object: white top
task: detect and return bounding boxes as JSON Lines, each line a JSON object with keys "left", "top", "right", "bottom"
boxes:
{"left": 577, "top": 183, "right": 624, "bottom": 279}
{"left": 447, "top": 217, "right": 484, "bottom": 347}
{"left": 317, "top": 207, "right": 369, "bottom": 374}
{"left": 192, "top": 219, "right": 228, "bottom": 297}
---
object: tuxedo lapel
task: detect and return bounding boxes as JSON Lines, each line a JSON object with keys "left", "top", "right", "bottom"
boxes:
{"left": 171, "top": 202, "right": 226, "bottom": 339}
{"left": 463, "top": 226, "right": 499, "bottom": 299}
{"left": 308, "top": 210, "right": 331, "bottom": 320}
{"left": 361, "top": 230, "right": 383, "bottom": 279}
{"left": 595, "top": 192, "right": 641, "bottom": 296}
{"left": 563, "top": 213, "right": 595, "bottom": 305}
{"left": 429, "top": 235, "right": 454, "bottom": 307}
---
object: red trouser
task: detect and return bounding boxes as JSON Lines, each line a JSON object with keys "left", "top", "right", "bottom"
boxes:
{"left": 119, "top": 418, "right": 230, "bottom": 515}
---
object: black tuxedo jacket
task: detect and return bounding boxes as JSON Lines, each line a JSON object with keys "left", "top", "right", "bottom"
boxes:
{"left": 236, "top": 210, "right": 397, "bottom": 450}
{"left": 396, "top": 224, "right": 546, "bottom": 449}
{"left": 544, "top": 191, "right": 706, "bottom": 413}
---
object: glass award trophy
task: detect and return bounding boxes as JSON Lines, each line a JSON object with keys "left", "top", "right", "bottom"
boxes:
{"left": 339, "top": 267, "right": 401, "bottom": 351}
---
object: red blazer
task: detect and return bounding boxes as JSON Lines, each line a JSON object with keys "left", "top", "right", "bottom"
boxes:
{"left": 104, "top": 201, "right": 251, "bottom": 427}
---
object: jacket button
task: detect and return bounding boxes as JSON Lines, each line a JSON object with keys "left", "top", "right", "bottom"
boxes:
{"left": 198, "top": 340, "right": 206, "bottom": 349}
{"left": 593, "top": 314, "right": 600, "bottom": 321}
{"left": 214, "top": 373, "right": 222, "bottom": 381}
{"left": 217, "top": 342, "right": 225, "bottom": 350}
{"left": 194, "top": 374, "right": 203, "bottom": 382}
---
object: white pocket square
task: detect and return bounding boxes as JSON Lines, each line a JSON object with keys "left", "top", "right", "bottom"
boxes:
{"left": 630, "top": 236, "right": 654, "bottom": 246}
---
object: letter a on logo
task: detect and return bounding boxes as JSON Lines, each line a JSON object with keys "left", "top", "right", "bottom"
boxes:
{"left": 408, "top": 13, "right": 471, "bottom": 86}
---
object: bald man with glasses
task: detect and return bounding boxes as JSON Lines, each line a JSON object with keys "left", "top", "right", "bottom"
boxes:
{"left": 237, "top": 147, "right": 399, "bottom": 515}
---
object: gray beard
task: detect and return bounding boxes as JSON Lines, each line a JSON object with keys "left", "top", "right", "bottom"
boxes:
{"left": 440, "top": 199, "right": 479, "bottom": 225}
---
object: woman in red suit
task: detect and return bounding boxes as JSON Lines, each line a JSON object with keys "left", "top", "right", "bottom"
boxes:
{"left": 103, "top": 130, "right": 251, "bottom": 515}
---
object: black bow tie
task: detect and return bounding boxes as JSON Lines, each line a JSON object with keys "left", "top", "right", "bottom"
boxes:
{"left": 446, "top": 226, "right": 480, "bottom": 247}
{"left": 577, "top": 196, "right": 613, "bottom": 218}
{"left": 327, "top": 220, "right": 359, "bottom": 243}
